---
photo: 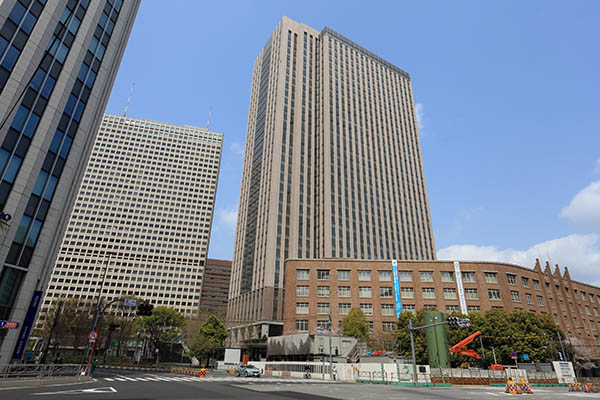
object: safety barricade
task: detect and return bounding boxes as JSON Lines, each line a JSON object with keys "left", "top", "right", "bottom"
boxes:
{"left": 357, "top": 371, "right": 372, "bottom": 383}
{"left": 371, "top": 371, "right": 386, "bottom": 384}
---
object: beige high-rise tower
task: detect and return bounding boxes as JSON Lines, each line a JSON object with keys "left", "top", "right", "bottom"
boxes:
{"left": 228, "top": 17, "right": 435, "bottom": 345}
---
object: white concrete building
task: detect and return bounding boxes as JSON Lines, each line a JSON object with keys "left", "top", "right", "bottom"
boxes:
{"left": 41, "top": 114, "right": 223, "bottom": 319}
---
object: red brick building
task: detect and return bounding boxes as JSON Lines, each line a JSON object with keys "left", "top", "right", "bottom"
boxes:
{"left": 283, "top": 258, "right": 600, "bottom": 358}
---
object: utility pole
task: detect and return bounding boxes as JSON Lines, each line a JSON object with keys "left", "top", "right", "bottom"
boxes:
{"left": 328, "top": 312, "right": 334, "bottom": 380}
{"left": 479, "top": 335, "right": 486, "bottom": 360}
{"left": 84, "top": 252, "right": 113, "bottom": 362}
{"left": 492, "top": 346, "right": 497, "bottom": 364}
{"left": 40, "top": 301, "right": 63, "bottom": 364}
{"left": 409, "top": 319, "right": 418, "bottom": 386}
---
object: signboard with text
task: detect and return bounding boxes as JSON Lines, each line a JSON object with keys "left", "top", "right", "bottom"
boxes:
{"left": 392, "top": 259, "right": 402, "bottom": 318}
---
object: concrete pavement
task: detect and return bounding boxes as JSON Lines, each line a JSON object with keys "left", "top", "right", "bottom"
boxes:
{"left": 0, "top": 368, "right": 594, "bottom": 400}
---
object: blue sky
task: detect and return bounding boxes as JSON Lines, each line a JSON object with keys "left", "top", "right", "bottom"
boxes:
{"left": 104, "top": 1, "right": 600, "bottom": 285}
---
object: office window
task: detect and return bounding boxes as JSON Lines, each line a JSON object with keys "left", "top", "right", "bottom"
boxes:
{"left": 296, "top": 302, "right": 309, "bottom": 314}
{"left": 441, "top": 271, "right": 454, "bottom": 283}
{"left": 360, "top": 303, "right": 373, "bottom": 315}
{"left": 446, "top": 305, "right": 459, "bottom": 313}
{"left": 295, "top": 320, "right": 308, "bottom": 331}
{"left": 399, "top": 271, "right": 412, "bottom": 282}
{"left": 359, "top": 287, "right": 372, "bottom": 298}
{"left": 532, "top": 280, "right": 540, "bottom": 290}
{"left": 586, "top": 306, "right": 592, "bottom": 316}
{"left": 317, "top": 302, "right": 330, "bottom": 314}
{"left": 526, "top": 293, "right": 533, "bottom": 305}
{"left": 380, "top": 287, "right": 393, "bottom": 298}
{"left": 358, "top": 270, "right": 371, "bottom": 281}
{"left": 590, "top": 294, "right": 595, "bottom": 304}
{"left": 296, "top": 285, "right": 309, "bottom": 297}
{"left": 560, "top": 300, "right": 564, "bottom": 310}
{"left": 337, "top": 270, "right": 350, "bottom": 281}
{"left": 338, "top": 303, "right": 351, "bottom": 315}
{"left": 317, "top": 270, "right": 330, "bottom": 280}
{"left": 488, "top": 289, "right": 501, "bottom": 300}
{"left": 467, "top": 305, "right": 481, "bottom": 312}
{"left": 485, "top": 272, "right": 498, "bottom": 284}
{"left": 443, "top": 288, "right": 457, "bottom": 300}
{"left": 317, "top": 286, "right": 330, "bottom": 297}
{"left": 401, "top": 287, "right": 414, "bottom": 299}
{"left": 378, "top": 270, "right": 391, "bottom": 281}
{"left": 297, "top": 269, "right": 309, "bottom": 280}
{"left": 422, "top": 288, "right": 435, "bottom": 299}
{"left": 511, "top": 291, "right": 521, "bottom": 303}
{"left": 420, "top": 271, "right": 433, "bottom": 282}
{"left": 317, "top": 320, "right": 329, "bottom": 330}
{"left": 465, "top": 288, "right": 478, "bottom": 300}
{"left": 507, "top": 274, "right": 517, "bottom": 285}
{"left": 594, "top": 308, "right": 599, "bottom": 317}
{"left": 403, "top": 304, "right": 416, "bottom": 314}
{"left": 462, "top": 272, "right": 476, "bottom": 283}
{"left": 522, "top": 277, "right": 530, "bottom": 288}
{"left": 581, "top": 291, "right": 587, "bottom": 301}
{"left": 382, "top": 322, "right": 396, "bottom": 331}
{"left": 381, "top": 304, "right": 395, "bottom": 316}
{"left": 338, "top": 286, "right": 351, "bottom": 297}
{"left": 537, "top": 296, "right": 544, "bottom": 307}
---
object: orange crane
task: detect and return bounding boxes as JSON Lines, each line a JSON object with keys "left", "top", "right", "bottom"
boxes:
{"left": 449, "top": 331, "right": 482, "bottom": 359}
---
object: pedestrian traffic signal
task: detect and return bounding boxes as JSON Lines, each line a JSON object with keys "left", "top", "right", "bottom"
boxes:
{"left": 136, "top": 302, "right": 154, "bottom": 316}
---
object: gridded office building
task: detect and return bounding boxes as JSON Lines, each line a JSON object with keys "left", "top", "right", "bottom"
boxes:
{"left": 229, "top": 17, "right": 436, "bottom": 344}
{"left": 40, "top": 114, "right": 223, "bottom": 319}
{"left": 0, "top": 0, "right": 139, "bottom": 363}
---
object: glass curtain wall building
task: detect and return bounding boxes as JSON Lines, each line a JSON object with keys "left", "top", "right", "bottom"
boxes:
{"left": 228, "top": 17, "right": 436, "bottom": 345}
{"left": 0, "top": 0, "right": 139, "bottom": 363}
{"left": 40, "top": 115, "right": 223, "bottom": 320}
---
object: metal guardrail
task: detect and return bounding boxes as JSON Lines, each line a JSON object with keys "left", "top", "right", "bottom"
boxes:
{"left": 0, "top": 364, "right": 85, "bottom": 380}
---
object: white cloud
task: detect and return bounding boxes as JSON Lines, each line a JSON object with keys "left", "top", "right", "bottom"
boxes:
{"left": 438, "top": 233, "right": 600, "bottom": 286}
{"left": 415, "top": 103, "right": 424, "bottom": 131}
{"left": 230, "top": 141, "right": 244, "bottom": 155}
{"left": 560, "top": 180, "right": 600, "bottom": 226}
{"left": 216, "top": 207, "right": 238, "bottom": 232}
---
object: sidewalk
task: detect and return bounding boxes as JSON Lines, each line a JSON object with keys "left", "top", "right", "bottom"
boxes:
{"left": 0, "top": 375, "right": 93, "bottom": 390}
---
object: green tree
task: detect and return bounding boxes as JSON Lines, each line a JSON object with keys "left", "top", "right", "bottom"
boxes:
{"left": 342, "top": 308, "right": 369, "bottom": 340}
{"left": 188, "top": 315, "right": 227, "bottom": 367}
{"left": 138, "top": 306, "right": 186, "bottom": 363}
{"left": 395, "top": 310, "right": 428, "bottom": 364}
{"left": 445, "top": 309, "right": 567, "bottom": 366}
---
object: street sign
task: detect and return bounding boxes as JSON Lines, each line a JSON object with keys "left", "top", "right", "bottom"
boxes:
{"left": 511, "top": 351, "right": 517, "bottom": 359}
{"left": 0, "top": 320, "right": 19, "bottom": 329}
{"left": 89, "top": 331, "right": 98, "bottom": 342}
{"left": 124, "top": 298, "right": 136, "bottom": 307}
{"left": 522, "top": 354, "right": 530, "bottom": 361}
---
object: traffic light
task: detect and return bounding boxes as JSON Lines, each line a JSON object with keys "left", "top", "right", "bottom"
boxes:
{"left": 136, "top": 302, "right": 154, "bottom": 316}
{"left": 447, "top": 317, "right": 459, "bottom": 328}
{"left": 447, "top": 317, "right": 471, "bottom": 328}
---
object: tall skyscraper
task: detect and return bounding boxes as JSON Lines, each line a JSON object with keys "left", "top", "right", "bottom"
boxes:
{"left": 0, "top": 0, "right": 139, "bottom": 363}
{"left": 228, "top": 17, "right": 436, "bottom": 343}
{"left": 41, "top": 114, "right": 223, "bottom": 319}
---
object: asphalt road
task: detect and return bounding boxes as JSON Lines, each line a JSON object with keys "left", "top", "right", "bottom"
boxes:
{"left": 0, "top": 368, "right": 595, "bottom": 400}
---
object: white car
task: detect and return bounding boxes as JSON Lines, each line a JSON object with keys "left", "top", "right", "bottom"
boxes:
{"left": 236, "top": 364, "right": 261, "bottom": 377}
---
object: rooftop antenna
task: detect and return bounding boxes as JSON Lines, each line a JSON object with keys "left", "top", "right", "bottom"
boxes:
{"left": 206, "top": 106, "right": 212, "bottom": 130}
{"left": 123, "top": 83, "right": 135, "bottom": 117}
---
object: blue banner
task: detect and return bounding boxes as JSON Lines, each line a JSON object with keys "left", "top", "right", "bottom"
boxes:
{"left": 392, "top": 260, "right": 402, "bottom": 318}
{"left": 12, "top": 290, "right": 43, "bottom": 360}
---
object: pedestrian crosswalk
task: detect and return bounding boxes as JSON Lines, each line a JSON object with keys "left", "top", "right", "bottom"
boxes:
{"left": 102, "top": 375, "right": 337, "bottom": 384}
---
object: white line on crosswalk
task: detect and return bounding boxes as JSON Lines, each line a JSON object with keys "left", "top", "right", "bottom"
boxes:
{"left": 102, "top": 374, "right": 341, "bottom": 384}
